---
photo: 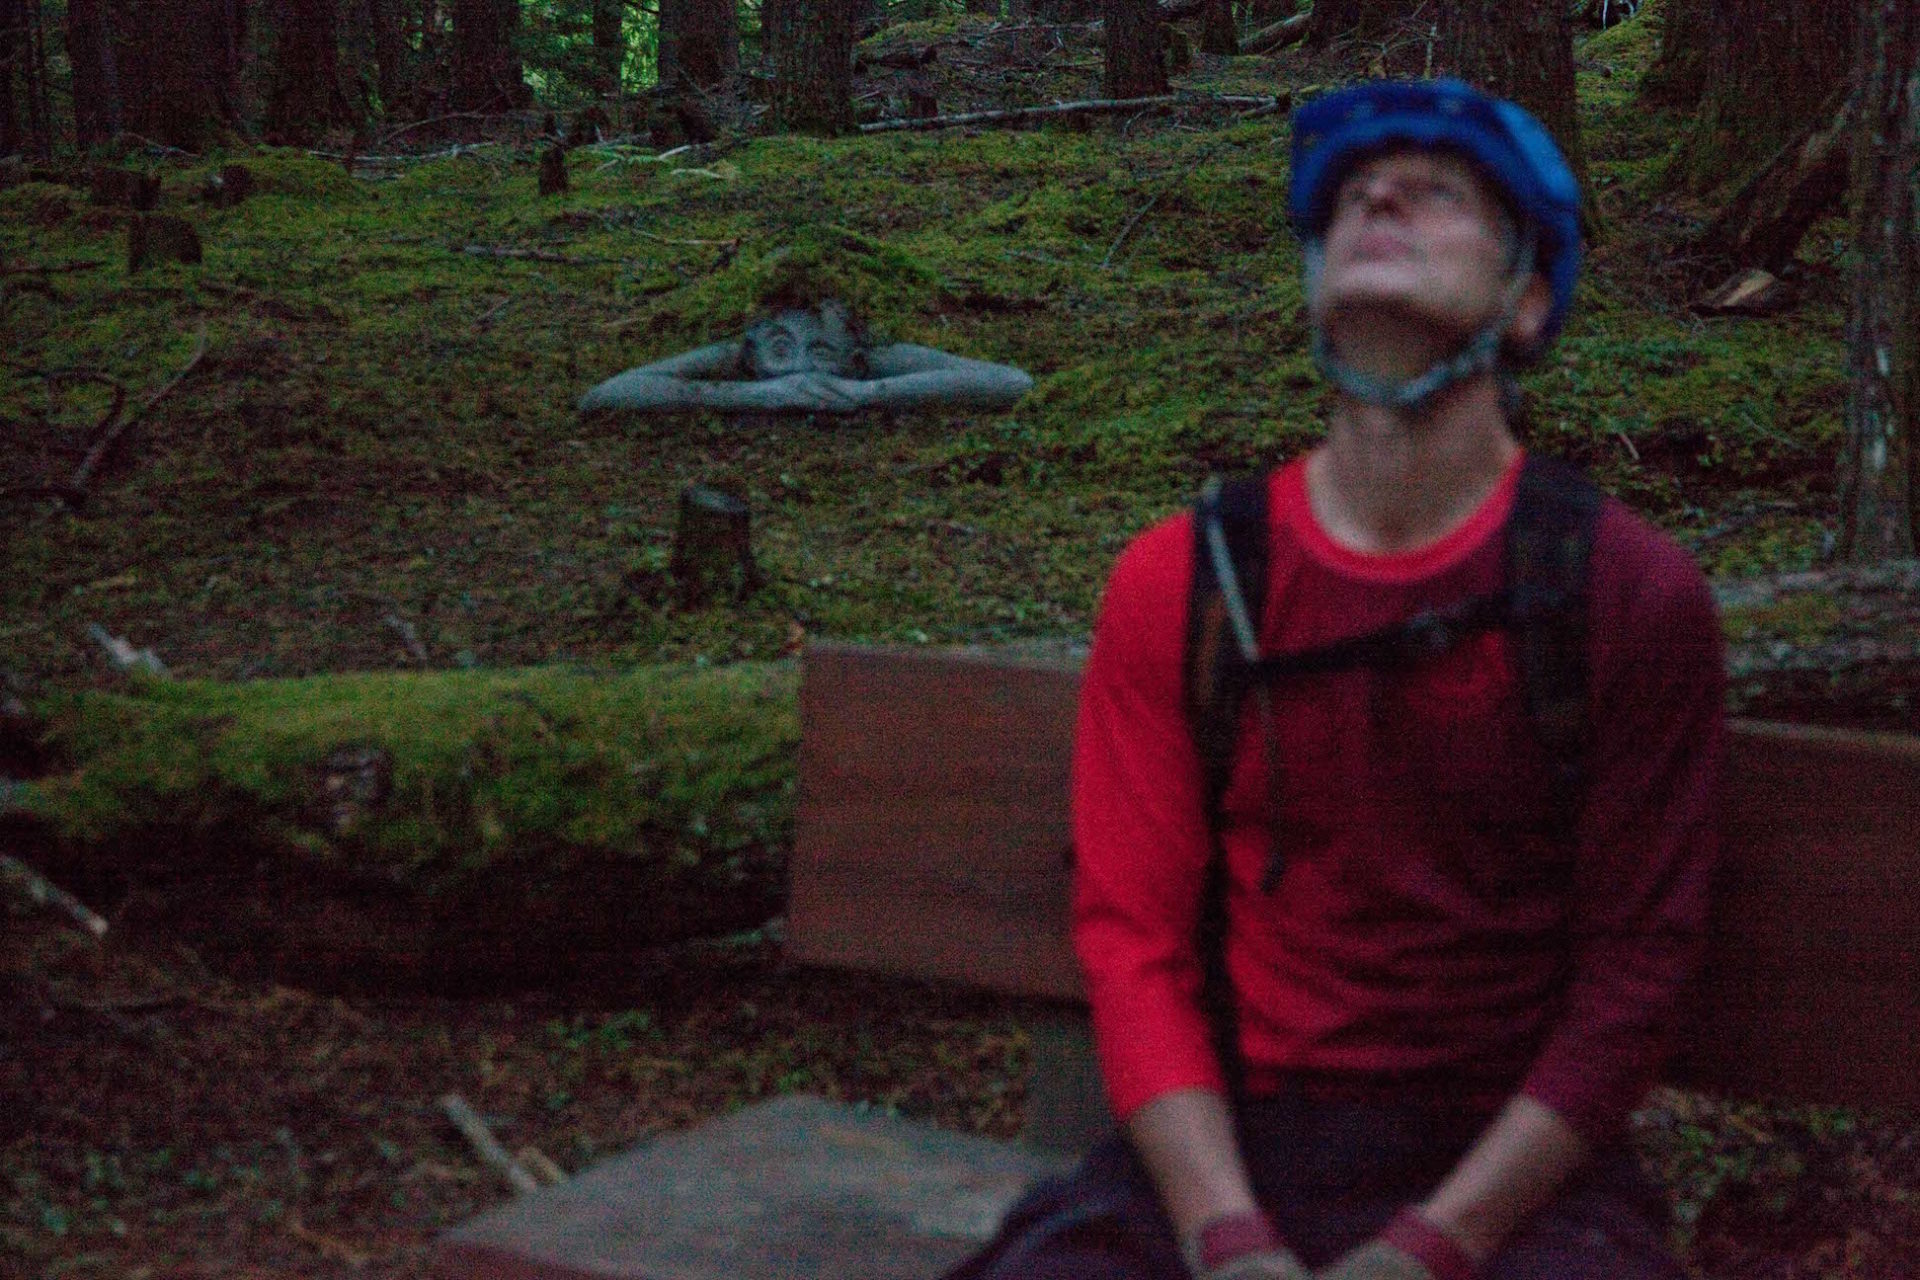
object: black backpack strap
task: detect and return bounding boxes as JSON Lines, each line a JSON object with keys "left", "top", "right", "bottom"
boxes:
{"left": 1186, "top": 475, "right": 1271, "bottom": 819}
{"left": 1506, "top": 453, "right": 1602, "bottom": 839}
{"left": 1184, "top": 473, "right": 1270, "bottom": 1103}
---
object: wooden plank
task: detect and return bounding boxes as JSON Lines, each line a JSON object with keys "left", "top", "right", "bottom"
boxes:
{"left": 431, "top": 1094, "right": 1069, "bottom": 1280}
{"left": 790, "top": 643, "right": 1920, "bottom": 1113}
{"left": 1680, "top": 721, "right": 1920, "bottom": 1112}
{"left": 789, "top": 643, "right": 1084, "bottom": 1001}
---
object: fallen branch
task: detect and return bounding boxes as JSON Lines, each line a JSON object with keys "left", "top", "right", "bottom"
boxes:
{"left": 0, "top": 259, "right": 105, "bottom": 277}
{"left": 66, "top": 327, "right": 208, "bottom": 507}
{"left": 1242, "top": 11, "right": 1311, "bottom": 54}
{"left": 460, "top": 244, "right": 604, "bottom": 265}
{"left": 628, "top": 228, "right": 742, "bottom": 248}
{"left": 858, "top": 92, "right": 1280, "bottom": 135}
{"left": 378, "top": 110, "right": 534, "bottom": 147}
{"left": 314, "top": 142, "right": 506, "bottom": 169}
{"left": 1, "top": 854, "right": 109, "bottom": 938}
{"left": 439, "top": 1093, "right": 542, "bottom": 1195}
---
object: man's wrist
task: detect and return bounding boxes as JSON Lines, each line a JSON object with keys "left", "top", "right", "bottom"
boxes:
{"left": 1181, "top": 1208, "right": 1282, "bottom": 1276}
{"left": 1382, "top": 1207, "right": 1483, "bottom": 1280}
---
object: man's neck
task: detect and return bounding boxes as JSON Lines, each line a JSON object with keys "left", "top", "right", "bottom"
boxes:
{"left": 1306, "top": 377, "right": 1520, "bottom": 556}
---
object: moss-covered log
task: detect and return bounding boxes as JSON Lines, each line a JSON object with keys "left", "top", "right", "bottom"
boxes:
{"left": 5, "top": 662, "right": 798, "bottom": 989}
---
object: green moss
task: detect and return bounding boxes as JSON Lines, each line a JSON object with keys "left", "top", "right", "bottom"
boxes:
{"left": 1721, "top": 592, "right": 1847, "bottom": 648}
{"left": 23, "top": 663, "right": 799, "bottom": 897}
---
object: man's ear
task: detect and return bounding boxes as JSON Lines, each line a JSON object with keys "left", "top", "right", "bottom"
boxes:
{"left": 1505, "top": 274, "right": 1553, "bottom": 358}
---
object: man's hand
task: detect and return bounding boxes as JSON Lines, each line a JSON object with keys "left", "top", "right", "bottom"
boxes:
{"left": 1313, "top": 1240, "right": 1432, "bottom": 1280}
{"left": 1201, "top": 1247, "right": 1313, "bottom": 1280}
{"left": 1182, "top": 1209, "right": 1312, "bottom": 1280}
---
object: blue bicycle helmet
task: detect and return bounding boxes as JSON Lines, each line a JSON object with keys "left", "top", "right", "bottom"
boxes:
{"left": 1290, "top": 78, "right": 1583, "bottom": 357}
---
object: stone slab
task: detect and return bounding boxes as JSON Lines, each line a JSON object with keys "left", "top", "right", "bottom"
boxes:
{"left": 431, "top": 1094, "right": 1069, "bottom": 1280}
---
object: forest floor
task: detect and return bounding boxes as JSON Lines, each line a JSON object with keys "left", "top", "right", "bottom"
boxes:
{"left": 4, "top": 10, "right": 1917, "bottom": 1280}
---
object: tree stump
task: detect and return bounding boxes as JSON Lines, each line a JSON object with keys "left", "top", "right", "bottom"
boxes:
{"left": 90, "top": 167, "right": 160, "bottom": 210}
{"left": 127, "top": 214, "right": 203, "bottom": 273}
{"left": 538, "top": 145, "right": 568, "bottom": 196}
{"left": 201, "top": 163, "right": 255, "bottom": 209}
{"left": 671, "top": 485, "right": 761, "bottom": 607}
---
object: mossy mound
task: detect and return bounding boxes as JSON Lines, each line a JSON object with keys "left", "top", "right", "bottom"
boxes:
{"left": 0, "top": 181, "right": 78, "bottom": 227}
{"left": 650, "top": 220, "right": 952, "bottom": 348}
{"left": 12, "top": 662, "right": 798, "bottom": 988}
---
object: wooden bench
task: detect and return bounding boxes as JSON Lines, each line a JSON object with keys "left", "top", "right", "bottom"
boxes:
{"left": 434, "top": 641, "right": 1920, "bottom": 1280}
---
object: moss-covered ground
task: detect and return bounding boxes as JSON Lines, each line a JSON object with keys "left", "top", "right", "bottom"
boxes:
{"left": 1, "top": 12, "right": 1909, "bottom": 1280}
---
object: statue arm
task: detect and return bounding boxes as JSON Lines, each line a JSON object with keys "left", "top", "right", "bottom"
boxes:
{"left": 578, "top": 341, "right": 758, "bottom": 412}
{"left": 855, "top": 343, "right": 1035, "bottom": 409}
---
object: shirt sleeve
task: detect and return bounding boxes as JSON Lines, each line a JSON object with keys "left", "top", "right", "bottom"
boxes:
{"left": 1070, "top": 517, "right": 1228, "bottom": 1122}
{"left": 1520, "top": 505, "right": 1727, "bottom": 1145}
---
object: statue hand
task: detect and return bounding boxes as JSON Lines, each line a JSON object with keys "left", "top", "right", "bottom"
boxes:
{"left": 755, "top": 372, "right": 867, "bottom": 413}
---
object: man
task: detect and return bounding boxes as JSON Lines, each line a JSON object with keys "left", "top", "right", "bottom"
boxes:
{"left": 955, "top": 80, "right": 1723, "bottom": 1280}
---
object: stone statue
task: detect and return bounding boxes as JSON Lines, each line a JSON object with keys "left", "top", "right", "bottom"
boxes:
{"left": 579, "top": 300, "right": 1034, "bottom": 415}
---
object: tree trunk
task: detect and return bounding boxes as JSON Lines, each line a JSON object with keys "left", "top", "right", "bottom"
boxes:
{"left": 771, "top": 0, "right": 852, "bottom": 136}
{"left": 1836, "top": 0, "right": 1918, "bottom": 562}
{"left": 1434, "top": 0, "right": 1581, "bottom": 179}
{"left": 265, "top": 0, "right": 356, "bottom": 143}
{"left": 0, "top": 0, "right": 25, "bottom": 156}
{"left": 1641, "top": 0, "right": 1711, "bottom": 108}
{"left": 65, "top": 0, "right": 122, "bottom": 148}
{"left": 1672, "top": 0, "right": 1855, "bottom": 193}
{"left": 1305, "top": 0, "right": 1410, "bottom": 50}
{"left": 1246, "top": 0, "right": 1295, "bottom": 26}
{"left": 1198, "top": 0, "right": 1237, "bottom": 57}
{"left": 362, "top": 0, "right": 412, "bottom": 114}
{"left": 1103, "top": 0, "right": 1166, "bottom": 99}
{"left": 1696, "top": 87, "right": 1853, "bottom": 274}
{"left": 659, "top": 0, "right": 738, "bottom": 91}
{"left": 590, "top": 0, "right": 623, "bottom": 96}
{"left": 113, "top": 0, "right": 244, "bottom": 150}
{"left": 450, "top": 0, "right": 528, "bottom": 113}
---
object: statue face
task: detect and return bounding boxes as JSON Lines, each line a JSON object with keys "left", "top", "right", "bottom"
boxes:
{"left": 744, "top": 308, "right": 862, "bottom": 379}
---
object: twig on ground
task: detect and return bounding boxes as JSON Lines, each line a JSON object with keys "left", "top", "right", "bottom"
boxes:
{"left": 515, "top": 1147, "right": 569, "bottom": 1185}
{"left": 859, "top": 92, "right": 1279, "bottom": 135}
{"left": 1102, "top": 149, "right": 1213, "bottom": 269}
{"left": 440, "top": 1093, "right": 543, "bottom": 1195}
{"left": 285, "top": 1212, "right": 373, "bottom": 1269}
{"left": 468, "top": 296, "right": 513, "bottom": 330}
{"left": 86, "top": 624, "right": 171, "bottom": 678}
{"left": 66, "top": 327, "right": 208, "bottom": 507}
{"left": 382, "top": 613, "right": 432, "bottom": 664}
{"left": 0, "top": 854, "right": 109, "bottom": 938}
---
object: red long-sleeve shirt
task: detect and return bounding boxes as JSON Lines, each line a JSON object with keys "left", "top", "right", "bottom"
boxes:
{"left": 1071, "top": 454, "right": 1724, "bottom": 1145}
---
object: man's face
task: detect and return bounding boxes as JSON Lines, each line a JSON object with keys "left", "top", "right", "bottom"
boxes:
{"left": 744, "top": 308, "right": 859, "bottom": 379}
{"left": 1312, "top": 148, "right": 1532, "bottom": 349}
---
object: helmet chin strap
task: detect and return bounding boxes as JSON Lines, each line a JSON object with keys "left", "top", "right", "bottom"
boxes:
{"left": 1307, "top": 231, "right": 1537, "bottom": 416}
